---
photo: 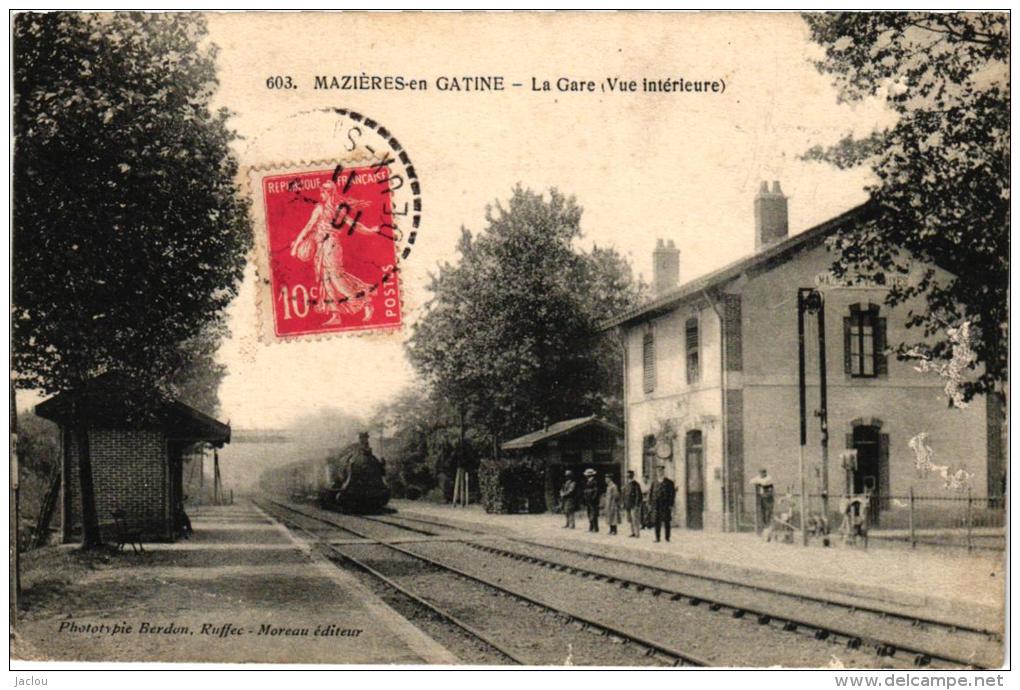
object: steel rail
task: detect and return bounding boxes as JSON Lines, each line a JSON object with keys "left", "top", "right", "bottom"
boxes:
{"left": 264, "top": 499, "right": 709, "bottom": 667}
{"left": 255, "top": 499, "right": 526, "bottom": 665}
{"left": 376, "top": 510, "right": 1000, "bottom": 638}
{"left": 361, "top": 511, "right": 997, "bottom": 669}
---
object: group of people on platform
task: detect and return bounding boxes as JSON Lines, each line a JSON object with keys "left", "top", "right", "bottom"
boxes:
{"left": 558, "top": 465, "right": 778, "bottom": 541}
{"left": 558, "top": 465, "right": 677, "bottom": 542}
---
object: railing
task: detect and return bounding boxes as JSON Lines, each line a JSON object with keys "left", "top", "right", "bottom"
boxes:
{"left": 739, "top": 488, "right": 1006, "bottom": 551}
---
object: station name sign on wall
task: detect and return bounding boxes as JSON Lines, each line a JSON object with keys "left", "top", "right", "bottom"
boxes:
{"left": 814, "top": 271, "right": 910, "bottom": 291}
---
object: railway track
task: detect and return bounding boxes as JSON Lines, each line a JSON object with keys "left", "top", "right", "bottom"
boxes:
{"left": 356, "top": 510, "right": 1000, "bottom": 669}
{"left": 260, "top": 498, "right": 987, "bottom": 667}
{"left": 257, "top": 499, "right": 698, "bottom": 666}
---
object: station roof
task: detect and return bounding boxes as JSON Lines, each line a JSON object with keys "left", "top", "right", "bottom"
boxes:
{"left": 602, "top": 201, "right": 875, "bottom": 330}
{"left": 501, "top": 415, "right": 622, "bottom": 451}
{"left": 35, "top": 372, "right": 230, "bottom": 447}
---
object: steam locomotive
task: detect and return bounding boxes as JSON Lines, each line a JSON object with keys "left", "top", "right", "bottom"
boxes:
{"left": 318, "top": 432, "right": 391, "bottom": 514}
{"left": 259, "top": 432, "right": 390, "bottom": 514}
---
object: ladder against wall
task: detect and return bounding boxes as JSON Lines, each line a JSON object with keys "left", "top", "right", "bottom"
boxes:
{"left": 31, "top": 470, "right": 61, "bottom": 549}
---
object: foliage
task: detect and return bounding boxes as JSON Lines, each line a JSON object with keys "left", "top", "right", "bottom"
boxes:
{"left": 166, "top": 318, "right": 231, "bottom": 416}
{"left": 372, "top": 388, "right": 481, "bottom": 501}
{"left": 12, "top": 13, "right": 251, "bottom": 548}
{"left": 15, "top": 412, "right": 61, "bottom": 550}
{"left": 802, "top": 13, "right": 1008, "bottom": 400}
{"left": 12, "top": 12, "right": 251, "bottom": 395}
{"left": 407, "top": 186, "right": 644, "bottom": 451}
{"left": 479, "top": 457, "right": 546, "bottom": 514}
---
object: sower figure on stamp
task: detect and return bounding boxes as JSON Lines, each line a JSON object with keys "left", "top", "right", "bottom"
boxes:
{"left": 623, "top": 470, "right": 643, "bottom": 538}
{"left": 649, "top": 465, "right": 676, "bottom": 543}
{"left": 583, "top": 468, "right": 600, "bottom": 532}
{"left": 604, "top": 475, "right": 621, "bottom": 535}
{"left": 560, "top": 470, "right": 577, "bottom": 529}
{"left": 290, "top": 180, "right": 380, "bottom": 326}
{"left": 750, "top": 467, "right": 775, "bottom": 535}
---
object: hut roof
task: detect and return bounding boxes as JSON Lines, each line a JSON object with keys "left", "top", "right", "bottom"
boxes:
{"left": 35, "top": 372, "right": 230, "bottom": 447}
{"left": 501, "top": 416, "right": 622, "bottom": 451}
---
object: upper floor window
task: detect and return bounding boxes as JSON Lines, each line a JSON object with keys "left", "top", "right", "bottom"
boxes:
{"left": 685, "top": 317, "right": 700, "bottom": 384}
{"left": 642, "top": 331, "right": 656, "bottom": 393}
{"left": 844, "top": 303, "right": 887, "bottom": 378}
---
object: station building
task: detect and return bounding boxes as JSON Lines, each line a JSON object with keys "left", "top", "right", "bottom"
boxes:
{"left": 605, "top": 183, "right": 1005, "bottom": 532}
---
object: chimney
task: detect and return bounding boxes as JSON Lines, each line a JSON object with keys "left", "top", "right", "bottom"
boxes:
{"left": 653, "top": 238, "right": 680, "bottom": 295}
{"left": 754, "top": 180, "right": 788, "bottom": 250}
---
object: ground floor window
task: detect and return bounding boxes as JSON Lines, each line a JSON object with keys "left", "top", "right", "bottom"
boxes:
{"left": 642, "top": 434, "right": 656, "bottom": 483}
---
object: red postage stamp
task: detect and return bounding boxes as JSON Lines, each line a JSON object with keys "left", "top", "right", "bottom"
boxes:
{"left": 256, "top": 165, "right": 402, "bottom": 338}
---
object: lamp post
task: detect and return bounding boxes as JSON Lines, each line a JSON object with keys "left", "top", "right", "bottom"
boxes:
{"left": 796, "top": 288, "right": 825, "bottom": 546}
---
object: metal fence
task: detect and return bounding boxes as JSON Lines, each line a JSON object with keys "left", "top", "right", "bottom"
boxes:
{"left": 740, "top": 489, "right": 1006, "bottom": 551}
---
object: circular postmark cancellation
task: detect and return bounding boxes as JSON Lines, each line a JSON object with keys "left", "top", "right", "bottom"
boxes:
{"left": 249, "top": 109, "right": 421, "bottom": 341}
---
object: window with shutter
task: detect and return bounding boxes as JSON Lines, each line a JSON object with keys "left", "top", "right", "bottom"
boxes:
{"left": 685, "top": 317, "right": 699, "bottom": 384}
{"left": 844, "top": 304, "right": 886, "bottom": 378}
{"left": 642, "top": 331, "right": 655, "bottom": 394}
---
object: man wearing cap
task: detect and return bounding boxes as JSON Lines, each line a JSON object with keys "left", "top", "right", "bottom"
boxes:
{"left": 559, "top": 470, "right": 577, "bottom": 528}
{"left": 583, "top": 468, "right": 600, "bottom": 532}
{"left": 622, "top": 470, "right": 643, "bottom": 537}
{"left": 649, "top": 465, "right": 677, "bottom": 543}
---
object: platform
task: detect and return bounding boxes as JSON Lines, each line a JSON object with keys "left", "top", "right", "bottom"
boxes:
{"left": 389, "top": 500, "right": 1005, "bottom": 633}
{"left": 12, "top": 501, "right": 457, "bottom": 665}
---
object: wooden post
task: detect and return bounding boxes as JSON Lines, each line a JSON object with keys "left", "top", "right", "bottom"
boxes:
{"left": 966, "top": 487, "right": 973, "bottom": 552}
{"left": 452, "top": 467, "right": 462, "bottom": 507}
{"left": 10, "top": 387, "right": 19, "bottom": 629}
{"left": 213, "top": 449, "right": 221, "bottom": 506}
{"left": 908, "top": 486, "right": 916, "bottom": 549}
{"left": 753, "top": 491, "right": 761, "bottom": 535}
{"left": 465, "top": 471, "right": 470, "bottom": 507}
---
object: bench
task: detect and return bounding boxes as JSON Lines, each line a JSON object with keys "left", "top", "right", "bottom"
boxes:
{"left": 110, "top": 509, "right": 145, "bottom": 553}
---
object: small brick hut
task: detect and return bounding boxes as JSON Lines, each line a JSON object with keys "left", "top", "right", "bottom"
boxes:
{"left": 35, "top": 373, "right": 231, "bottom": 543}
{"left": 501, "top": 416, "right": 624, "bottom": 512}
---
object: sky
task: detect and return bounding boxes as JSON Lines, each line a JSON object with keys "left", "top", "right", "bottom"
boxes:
{"left": 195, "top": 12, "right": 893, "bottom": 432}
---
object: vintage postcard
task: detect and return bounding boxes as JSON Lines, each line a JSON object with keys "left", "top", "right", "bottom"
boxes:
{"left": 9, "top": 10, "right": 1009, "bottom": 676}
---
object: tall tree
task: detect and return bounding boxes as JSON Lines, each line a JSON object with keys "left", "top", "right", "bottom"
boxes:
{"left": 803, "top": 12, "right": 1008, "bottom": 400}
{"left": 407, "top": 187, "right": 643, "bottom": 454}
{"left": 12, "top": 13, "right": 251, "bottom": 547}
{"left": 167, "top": 318, "right": 231, "bottom": 417}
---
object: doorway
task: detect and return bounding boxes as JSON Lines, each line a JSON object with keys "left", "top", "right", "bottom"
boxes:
{"left": 851, "top": 423, "right": 887, "bottom": 526}
{"left": 685, "top": 430, "right": 704, "bottom": 530}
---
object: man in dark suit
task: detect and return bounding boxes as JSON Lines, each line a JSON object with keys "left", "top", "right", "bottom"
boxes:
{"left": 622, "top": 470, "right": 643, "bottom": 538}
{"left": 650, "top": 465, "right": 676, "bottom": 543}
{"left": 582, "top": 468, "right": 600, "bottom": 532}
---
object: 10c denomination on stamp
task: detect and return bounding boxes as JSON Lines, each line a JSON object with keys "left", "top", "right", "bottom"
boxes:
{"left": 249, "top": 109, "right": 421, "bottom": 342}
